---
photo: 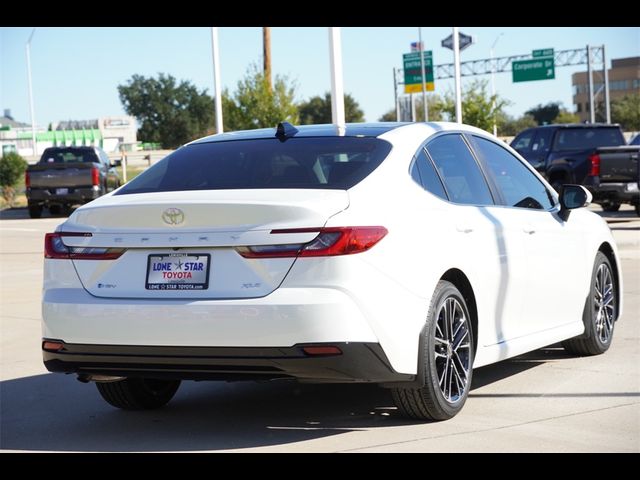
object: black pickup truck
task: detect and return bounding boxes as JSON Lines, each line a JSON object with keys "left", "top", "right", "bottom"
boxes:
{"left": 511, "top": 124, "right": 639, "bottom": 214}
{"left": 25, "top": 146, "right": 121, "bottom": 218}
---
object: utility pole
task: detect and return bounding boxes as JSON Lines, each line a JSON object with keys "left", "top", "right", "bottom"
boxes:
{"left": 602, "top": 44, "right": 611, "bottom": 124}
{"left": 452, "top": 27, "right": 462, "bottom": 123}
{"left": 418, "top": 27, "right": 428, "bottom": 122}
{"left": 263, "top": 27, "right": 272, "bottom": 92}
{"left": 490, "top": 32, "right": 504, "bottom": 136}
{"left": 587, "top": 44, "right": 595, "bottom": 123}
{"left": 210, "top": 27, "right": 223, "bottom": 133}
{"left": 26, "top": 28, "right": 37, "bottom": 157}
{"left": 393, "top": 68, "right": 400, "bottom": 121}
{"left": 328, "top": 27, "right": 346, "bottom": 133}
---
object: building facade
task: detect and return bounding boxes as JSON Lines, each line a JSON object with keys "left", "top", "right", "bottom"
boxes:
{"left": 0, "top": 113, "right": 137, "bottom": 158}
{"left": 572, "top": 56, "right": 640, "bottom": 123}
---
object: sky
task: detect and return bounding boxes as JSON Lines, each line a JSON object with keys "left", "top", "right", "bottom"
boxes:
{"left": 1, "top": 26, "right": 638, "bottom": 129}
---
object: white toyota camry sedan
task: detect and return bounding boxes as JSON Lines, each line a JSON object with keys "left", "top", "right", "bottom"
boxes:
{"left": 42, "top": 122, "right": 622, "bottom": 420}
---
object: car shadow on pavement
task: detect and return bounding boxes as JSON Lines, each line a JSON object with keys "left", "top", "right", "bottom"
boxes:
{"left": 0, "top": 353, "right": 552, "bottom": 452}
{"left": 0, "top": 207, "right": 71, "bottom": 220}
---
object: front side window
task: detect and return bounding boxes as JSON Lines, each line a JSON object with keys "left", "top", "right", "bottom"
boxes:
{"left": 425, "top": 134, "right": 494, "bottom": 206}
{"left": 116, "top": 137, "right": 392, "bottom": 195}
{"left": 470, "top": 136, "right": 555, "bottom": 210}
{"left": 511, "top": 130, "right": 535, "bottom": 153}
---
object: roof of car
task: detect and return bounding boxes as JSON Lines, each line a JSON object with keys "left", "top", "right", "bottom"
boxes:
{"left": 189, "top": 122, "right": 412, "bottom": 145}
{"left": 528, "top": 123, "right": 621, "bottom": 129}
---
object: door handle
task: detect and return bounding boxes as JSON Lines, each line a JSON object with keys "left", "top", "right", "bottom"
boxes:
{"left": 523, "top": 225, "right": 536, "bottom": 235}
{"left": 456, "top": 225, "right": 474, "bottom": 234}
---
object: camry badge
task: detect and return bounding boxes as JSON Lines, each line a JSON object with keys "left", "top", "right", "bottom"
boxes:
{"left": 162, "top": 208, "right": 185, "bottom": 226}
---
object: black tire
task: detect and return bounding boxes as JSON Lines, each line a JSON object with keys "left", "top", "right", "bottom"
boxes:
{"left": 602, "top": 202, "right": 621, "bottom": 212}
{"left": 635, "top": 204, "right": 640, "bottom": 217}
{"left": 392, "top": 281, "right": 474, "bottom": 421}
{"left": 96, "top": 377, "right": 180, "bottom": 410}
{"left": 49, "top": 205, "right": 62, "bottom": 216}
{"left": 562, "top": 252, "right": 616, "bottom": 356}
{"left": 28, "top": 203, "right": 42, "bottom": 219}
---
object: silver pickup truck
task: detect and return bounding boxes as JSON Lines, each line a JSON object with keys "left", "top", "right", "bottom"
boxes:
{"left": 25, "top": 146, "right": 121, "bottom": 218}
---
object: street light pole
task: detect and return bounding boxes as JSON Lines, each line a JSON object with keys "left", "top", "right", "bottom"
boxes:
{"left": 210, "top": 27, "right": 223, "bottom": 134}
{"left": 490, "top": 32, "right": 504, "bottom": 137}
{"left": 26, "top": 28, "right": 37, "bottom": 157}
{"left": 328, "top": 27, "right": 346, "bottom": 134}
{"left": 452, "top": 27, "right": 462, "bottom": 123}
{"left": 418, "top": 27, "right": 428, "bottom": 122}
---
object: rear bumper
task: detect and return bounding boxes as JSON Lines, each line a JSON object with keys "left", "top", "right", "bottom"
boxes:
{"left": 584, "top": 179, "right": 640, "bottom": 204}
{"left": 42, "top": 341, "right": 413, "bottom": 384}
{"left": 27, "top": 186, "right": 100, "bottom": 205}
{"left": 42, "top": 287, "right": 380, "bottom": 348}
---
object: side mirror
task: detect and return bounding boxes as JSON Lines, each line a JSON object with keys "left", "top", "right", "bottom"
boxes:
{"left": 559, "top": 184, "right": 592, "bottom": 221}
{"left": 111, "top": 159, "right": 122, "bottom": 167}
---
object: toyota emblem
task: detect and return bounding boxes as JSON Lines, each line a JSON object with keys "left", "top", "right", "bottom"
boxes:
{"left": 162, "top": 208, "right": 185, "bottom": 226}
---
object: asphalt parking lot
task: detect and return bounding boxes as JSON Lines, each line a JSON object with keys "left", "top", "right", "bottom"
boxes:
{"left": 0, "top": 205, "right": 638, "bottom": 452}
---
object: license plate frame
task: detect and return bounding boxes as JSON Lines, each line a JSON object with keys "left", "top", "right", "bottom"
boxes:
{"left": 56, "top": 188, "right": 69, "bottom": 195}
{"left": 145, "top": 253, "right": 211, "bottom": 291}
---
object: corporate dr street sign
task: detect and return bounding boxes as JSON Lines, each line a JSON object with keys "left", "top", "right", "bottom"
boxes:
{"left": 403, "top": 51, "right": 434, "bottom": 93}
{"left": 512, "top": 57, "right": 555, "bottom": 82}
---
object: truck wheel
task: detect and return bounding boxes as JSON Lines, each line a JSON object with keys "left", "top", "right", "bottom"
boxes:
{"left": 96, "top": 378, "right": 180, "bottom": 410}
{"left": 602, "top": 202, "right": 621, "bottom": 212}
{"left": 28, "top": 203, "right": 42, "bottom": 219}
{"left": 49, "top": 205, "right": 62, "bottom": 216}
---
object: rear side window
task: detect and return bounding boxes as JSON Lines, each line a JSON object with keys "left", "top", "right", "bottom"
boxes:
{"left": 411, "top": 148, "right": 447, "bottom": 200}
{"left": 116, "top": 137, "right": 391, "bottom": 195}
{"left": 553, "top": 128, "right": 625, "bottom": 151}
{"left": 425, "top": 134, "right": 494, "bottom": 206}
{"left": 39, "top": 148, "right": 99, "bottom": 164}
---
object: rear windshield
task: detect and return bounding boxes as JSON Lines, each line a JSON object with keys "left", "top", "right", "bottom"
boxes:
{"left": 116, "top": 137, "right": 392, "bottom": 195}
{"left": 39, "top": 148, "right": 99, "bottom": 164}
{"left": 552, "top": 128, "right": 625, "bottom": 151}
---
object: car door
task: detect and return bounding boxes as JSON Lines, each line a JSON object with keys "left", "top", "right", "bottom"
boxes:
{"left": 468, "top": 134, "right": 588, "bottom": 337}
{"left": 423, "top": 134, "right": 529, "bottom": 348}
{"left": 98, "top": 149, "right": 118, "bottom": 191}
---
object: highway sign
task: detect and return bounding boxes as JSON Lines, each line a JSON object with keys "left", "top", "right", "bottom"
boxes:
{"left": 512, "top": 58, "right": 555, "bottom": 82}
{"left": 441, "top": 32, "right": 474, "bottom": 51}
{"left": 532, "top": 48, "right": 554, "bottom": 58}
{"left": 403, "top": 51, "right": 434, "bottom": 93}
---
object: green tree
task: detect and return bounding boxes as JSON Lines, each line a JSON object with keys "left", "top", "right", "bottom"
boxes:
{"left": 0, "top": 152, "right": 28, "bottom": 205}
{"left": 611, "top": 94, "right": 640, "bottom": 131}
{"left": 224, "top": 64, "right": 298, "bottom": 131}
{"left": 497, "top": 113, "right": 537, "bottom": 136}
{"left": 526, "top": 102, "right": 561, "bottom": 125}
{"left": 378, "top": 109, "right": 397, "bottom": 122}
{"left": 443, "top": 80, "right": 510, "bottom": 132}
{"left": 553, "top": 110, "right": 580, "bottom": 124}
{"left": 298, "top": 92, "right": 365, "bottom": 124}
{"left": 118, "top": 73, "right": 215, "bottom": 149}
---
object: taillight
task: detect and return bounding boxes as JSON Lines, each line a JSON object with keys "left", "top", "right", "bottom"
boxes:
{"left": 92, "top": 167, "right": 100, "bottom": 186}
{"left": 589, "top": 153, "right": 601, "bottom": 176}
{"left": 44, "top": 232, "right": 125, "bottom": 260}
{"left": 25, "top": 170, "right": 30, "bottom": 188}
{"left": 236, "top": 226, "right": 388, "bottom": 259}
